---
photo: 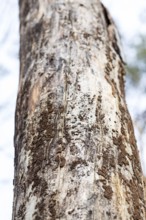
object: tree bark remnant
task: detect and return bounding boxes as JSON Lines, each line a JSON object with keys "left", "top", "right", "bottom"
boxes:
{"left": 12, "top": 0, "right": 146, "bottom": 219}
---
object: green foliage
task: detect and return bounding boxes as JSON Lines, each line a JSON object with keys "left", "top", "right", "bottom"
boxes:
{"left": 126, "top": 65, "right": 140, "bottom": 84}
{"left": 126, "top": 36, "right": 146, "bottom": 85}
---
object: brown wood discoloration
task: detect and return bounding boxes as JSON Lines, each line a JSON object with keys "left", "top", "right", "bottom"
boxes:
{"left": 12, "top": 0, "right": 146, "bottom": 219}
{"left": 28, "top": 81, "right": 41, "bottom": 113}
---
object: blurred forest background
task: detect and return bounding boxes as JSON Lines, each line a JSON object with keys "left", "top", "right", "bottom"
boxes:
{"left": 0, "top": 0, "right": 146, "bottom": 219}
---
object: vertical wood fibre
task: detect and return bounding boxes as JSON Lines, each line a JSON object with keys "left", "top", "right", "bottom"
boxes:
{"left": 13, "top": 0, "right": 146, "bottom": 219}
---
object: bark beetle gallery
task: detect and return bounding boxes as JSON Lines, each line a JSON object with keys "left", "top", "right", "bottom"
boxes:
{"left": 12, "top": 1, "right": 146, "bottom": 220}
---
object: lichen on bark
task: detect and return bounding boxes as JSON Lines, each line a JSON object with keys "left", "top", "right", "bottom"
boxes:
{"left": 12, "top": 0, "right": 146, "bottom": 219}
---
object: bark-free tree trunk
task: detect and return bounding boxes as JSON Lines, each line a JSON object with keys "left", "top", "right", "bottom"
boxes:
{"left": 12, "top": 0, "right": 146, "bottom": 219}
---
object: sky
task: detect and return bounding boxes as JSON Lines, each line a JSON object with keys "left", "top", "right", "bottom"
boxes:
{"left": 0, "top": 0, "right": 146, "bottom": 219}
{"left": 0, "top": 1, "right": 19, "bottom": 219}
{"left": 102, "top": 0, "right": 146, "bottom": 40}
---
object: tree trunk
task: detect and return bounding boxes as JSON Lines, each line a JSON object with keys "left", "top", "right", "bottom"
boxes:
{"left": 12, "top": 0, "right": 146, "bottom": 219}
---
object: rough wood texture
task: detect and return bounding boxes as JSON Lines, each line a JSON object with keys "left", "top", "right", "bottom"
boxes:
{"left": 13, "top": 0, "right": 146, "bottom": 219}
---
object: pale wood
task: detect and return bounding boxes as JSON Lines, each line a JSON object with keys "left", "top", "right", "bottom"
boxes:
{"left": 12, "top": 0, "right": 146, "bottom": 219}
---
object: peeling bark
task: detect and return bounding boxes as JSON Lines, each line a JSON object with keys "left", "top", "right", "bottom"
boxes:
{"left": 12, "top": 0, "right": 146, "bottom": 219}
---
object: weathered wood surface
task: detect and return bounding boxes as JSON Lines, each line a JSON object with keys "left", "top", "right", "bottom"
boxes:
{"left": 12, "top": 0, "right": 146, "bottom": 219}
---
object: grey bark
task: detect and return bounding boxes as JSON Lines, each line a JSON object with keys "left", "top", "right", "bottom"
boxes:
{"left": 12, "top": 0, "right": 146, "bottom": 219}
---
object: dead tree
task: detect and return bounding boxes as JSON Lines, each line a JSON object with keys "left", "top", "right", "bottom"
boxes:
{"left": 12, "top": 0, "right": 146, "bottom": 219}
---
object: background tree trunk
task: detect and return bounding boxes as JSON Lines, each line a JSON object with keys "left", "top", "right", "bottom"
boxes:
{"left": 12, "top": 0, "right": 146, "bottom": 219}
